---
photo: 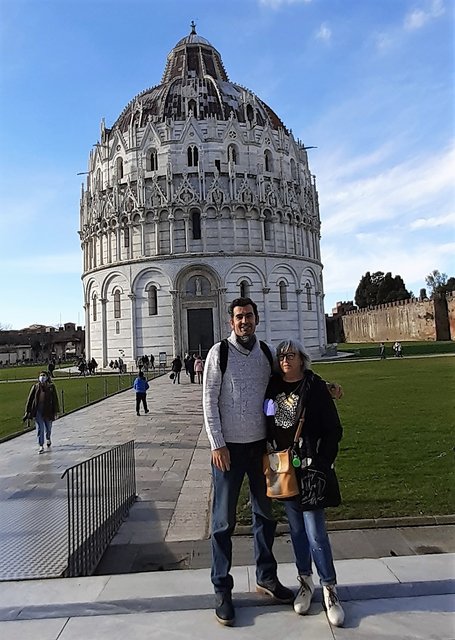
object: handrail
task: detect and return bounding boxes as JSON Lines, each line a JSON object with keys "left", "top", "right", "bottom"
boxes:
{"left": 61, "top": 440, "right": 136, "bottom": 577}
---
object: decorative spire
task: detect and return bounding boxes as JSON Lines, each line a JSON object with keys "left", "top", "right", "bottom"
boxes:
{"left": 190, "top": 20, "right": 196, "bottom": 34}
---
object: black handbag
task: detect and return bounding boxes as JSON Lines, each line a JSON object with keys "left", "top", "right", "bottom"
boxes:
{"left": 297, "top": 451, "right": 341, "bottom": 510}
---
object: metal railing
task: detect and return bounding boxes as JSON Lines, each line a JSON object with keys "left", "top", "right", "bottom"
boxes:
{"left": 61, "top": 440, "right": 136, "bottom": 577}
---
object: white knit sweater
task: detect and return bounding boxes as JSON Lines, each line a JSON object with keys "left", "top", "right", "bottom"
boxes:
{"left": 202, "top": 332, "right": 274, "bottom": 450}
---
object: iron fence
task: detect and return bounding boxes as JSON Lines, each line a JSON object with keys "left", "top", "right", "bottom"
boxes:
{"left": 61, "top": 440, "right": 136, "bottom": 577}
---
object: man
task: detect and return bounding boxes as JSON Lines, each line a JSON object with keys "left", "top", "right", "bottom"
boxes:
{"left": 203, "top": 297, "right": 295, "bottom": 626}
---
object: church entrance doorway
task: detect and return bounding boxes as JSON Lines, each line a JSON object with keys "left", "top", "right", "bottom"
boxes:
{"left": 187, "top": 308, "right": 214, "bottom": 358}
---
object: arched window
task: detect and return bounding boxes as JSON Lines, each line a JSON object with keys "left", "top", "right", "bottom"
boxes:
{"left": 246, "top": 104, "right": 254, "bottom": 123}
{"left": 192, "top": 210, "right": 201, "bottom": 239}
{"left": 147, "top": 148, "right": 158, "bottom": 171}
{"left": 188, "top": 99, "right": 197, "bottom": 116}
{"left": 115, "top": 157, "right": 123, "bottom": 180}
{"left": 148, "top": 286, "right": 158, "bottom": 316}
{"left": 264, "top": 149, "right": 273, "bottom": 172}
{"left": 92, "top": 295, "right": 97, "bottom": 321}
{"left": 290, "top": 158, "right": 297, "bottom": 180}
{"left": 240, "top": 280, "right": 250, "bottom": 298}
{"left": 263, "top": 213, "right": 272, "bottom": 241}
{"left": 279, "top": 281, "right": 288, "bottom": 310}
{"left": 187, "top": 145, "right": 199, "bottom": 167}
{"left": 114, "top": 290, "right": 121, "bottom": 319}
{"left": 227, "top": 144, "right": 237, "bottom": 164}
{"left": 115, "top": 321, "right": 120, "bottom": 334}
{"left": 306, "top": 282, "right": 312, "bottom": 310}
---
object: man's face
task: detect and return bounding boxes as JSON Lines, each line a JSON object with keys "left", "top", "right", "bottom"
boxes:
{"left": 230, "top": 304, "right": 258, "bottom": 338}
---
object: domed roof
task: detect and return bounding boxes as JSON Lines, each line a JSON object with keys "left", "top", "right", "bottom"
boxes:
{"left": 113, "top": 23, "right": 285, "bottom": 133}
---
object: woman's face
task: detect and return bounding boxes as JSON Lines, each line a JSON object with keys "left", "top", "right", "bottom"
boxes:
{"left": 278, "top": 350, "right": 304, "bottom": 377}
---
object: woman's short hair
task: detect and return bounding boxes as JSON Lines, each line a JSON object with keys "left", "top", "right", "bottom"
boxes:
{"left": 276, "top": 339, "right": 311, "bottom": 370}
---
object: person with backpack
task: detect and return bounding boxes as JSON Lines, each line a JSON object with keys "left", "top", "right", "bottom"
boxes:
{"left": 23, "top": 371, "right": 60, "bottom": 454}
{"left": 203, "top": 297, "right": 294, "bottom": 626}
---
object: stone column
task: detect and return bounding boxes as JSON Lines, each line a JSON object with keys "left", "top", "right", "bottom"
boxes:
{"left": 183, "top": 212, "right": 190, "bottom": 252}
{"left": 169, "top": 214, "right": 175, "bottom": 254}
{"left": 217, "top": 287, "right": 227, "bottom": 342}
{"left": 154, "top": 215, "right": 159, "bottom": 255}
{"left": 84, "top": 303, "right": 91, "bottom": 360}
{"left": 296, "top": 289, "right": 304, "bottom": 346}
{"left": 259, "top": 212, "right": 265, "bottom": 252}
{"left": 116, "top": 227, "right": 121, "bottom": 261}
{"left": 262, "top": 287, "right": 271, "bottom": 343}
{"left": 140, "top": 220, "right": 145, "bottom": 256}
{"left": 315, "top": 290, "right": 324, "bottom": 354}
{"left": 128, "top": 293, "right": 137, "bottom": 362}
{"left": 170, "top": 290, "right": 180, "bottom": 356}
{"left": 201, "top": 212, "right": 207, "bottom": 253}
{"left": 284, "top": 217, "right": 289, "bottom": 254}
{"left": 100, "top": 298, "right": 108, "bottom": 367}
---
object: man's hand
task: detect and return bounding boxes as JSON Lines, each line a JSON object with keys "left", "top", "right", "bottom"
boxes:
{"left": 327, "top": 382, "right": 343, "bottom": 400}
{"left": 212, "top": 446, "right": 231, "bottom": 472}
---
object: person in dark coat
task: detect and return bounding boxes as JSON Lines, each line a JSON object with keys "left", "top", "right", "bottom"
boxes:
{"left": 171, "top": 355, "right": 183, "bottom": 384}
{"left": 187, "top": 354, "right": 196, "bottom": 383}
{"left": 264, "top": 338, "right": 344, "bottom": 627}
{"left": 23, "top": 371, "right": 60, "bottom": 454}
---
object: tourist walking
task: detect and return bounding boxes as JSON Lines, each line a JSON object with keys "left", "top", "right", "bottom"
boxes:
{"left": 171, "top": 355, "right": 183, "bottom": 384}
{"left": 194, "top": 354, "right": 204, "bottom": 384}
{"left": 23, "top": 371, "right": 60, "bottom": 454}
{"left": 133, "top": 371, "right": 149, "bottom": 416}
{"left": 264, "top": 338, "right": 345, "bottom": 627}
{"left": 379, "top": 342, "right": 386, "bottom": 359}
{"left": 187, "top": 353, "right": 196, "bottom": 383}
{"left": 203, "top": 298, "right": 294, "bottom": 626}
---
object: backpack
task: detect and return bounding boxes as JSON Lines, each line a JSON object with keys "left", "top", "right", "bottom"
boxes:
{"left": 219, "top": 338, "right": 274, "bottom": 376}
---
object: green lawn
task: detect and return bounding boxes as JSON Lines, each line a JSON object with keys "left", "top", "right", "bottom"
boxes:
{"left": 336, "top": 340, "right": 455, "bottom": 359}
{"left": 0, "top": 363, "right": 76, "bottom": 381}
{"left": 0, "top": 373, "right": 160, "bottom": 440}
{"left": 237, "top": 356, "right": 455, "bottom": 522}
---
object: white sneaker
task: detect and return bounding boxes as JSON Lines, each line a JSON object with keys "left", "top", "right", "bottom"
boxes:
{"left": 294, "top": 574, "right": 314, "bottom": 615}
{"left": 38, "top": 446, "right": 44, "bottom": 454}
{"left": 323, "top": 585, "right": 345, "bottom": 627}
{"left": 46, "top": 439, "right": 52, "bottom": 448}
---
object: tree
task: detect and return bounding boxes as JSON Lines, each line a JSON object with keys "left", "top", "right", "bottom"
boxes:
{"left": 0, "top": 322, "right": 12, "bottom": 331}
{"left": 355, "top": 271, "right": 411, "bottom": 308}
{"left": 425, "top": 270, "right": 455, "bottom": 297}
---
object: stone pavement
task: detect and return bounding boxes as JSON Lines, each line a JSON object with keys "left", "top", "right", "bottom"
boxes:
{"left": 0, "top": 372, "right": 454, "bottom": 638}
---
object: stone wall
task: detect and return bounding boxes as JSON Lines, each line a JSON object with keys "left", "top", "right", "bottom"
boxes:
{"left": 340, "top": 294, "right": 454, "bottom": 343}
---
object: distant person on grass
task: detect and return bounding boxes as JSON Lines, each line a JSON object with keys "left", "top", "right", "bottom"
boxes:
{"left": 23, "top": 371, "right": 60, "bottom": 454}
{"left": 133, "top": 371, "right": 149, "bottom": 416}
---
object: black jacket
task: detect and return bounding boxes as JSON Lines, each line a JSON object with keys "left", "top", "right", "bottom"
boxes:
{"left": 265, "top": 371, "right": 342, "bottom": 467}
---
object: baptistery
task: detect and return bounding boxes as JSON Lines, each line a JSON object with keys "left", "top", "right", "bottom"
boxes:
{"left": 80, "top": 24, "right": 327, "bottom": 367}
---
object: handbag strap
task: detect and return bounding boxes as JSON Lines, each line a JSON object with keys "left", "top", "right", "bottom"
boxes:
{"left": 293, "top": 409, "right": 306, "bottom": 444}
{"left": 292, "top": 370, "right": 314, "bottom": 445}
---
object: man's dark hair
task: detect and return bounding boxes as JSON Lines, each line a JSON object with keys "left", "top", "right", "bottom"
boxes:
{"left": 228, "top": 297, "right": 259, "bottom": 321}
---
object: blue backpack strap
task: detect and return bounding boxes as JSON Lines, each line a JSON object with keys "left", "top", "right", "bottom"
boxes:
{"left": 219, "top": 338, "right": 229, "bottom": 376}
{"left": 259, "top": 340, "right": 274, "bottom": 370}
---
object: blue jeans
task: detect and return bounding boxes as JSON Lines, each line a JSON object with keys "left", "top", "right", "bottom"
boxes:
{"left": 284, "top": 500, "right": 336, "bottom": 585}
{"left": 211, "top": 440, "right": 277, "bottom": 594}
{"left": 35, "top": 411, "right": 52, "bottom": 447}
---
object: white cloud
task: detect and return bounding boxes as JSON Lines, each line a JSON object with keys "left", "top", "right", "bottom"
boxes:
{"left": 258, "top": 0, "right": 311, "bottom": 8}
{"left": 404, "top": 0, "right": 445, "bottom": 31}
{"left": 315, "top": 23, "right": 332, "bottom": 42}
{"left": 409, "top": 212, "right": 455, "bottom": 229}
{"left": 319, "top": 143, "right": 455, "bottom": 236}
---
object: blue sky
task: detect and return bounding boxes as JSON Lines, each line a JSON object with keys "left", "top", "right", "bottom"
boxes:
{"left": 0, "top": 0, "right": 453, "bottom": 328}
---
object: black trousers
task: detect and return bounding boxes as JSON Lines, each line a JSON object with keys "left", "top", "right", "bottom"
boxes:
{"left": 135, "top": 392, "right": 148, "bottom": 413}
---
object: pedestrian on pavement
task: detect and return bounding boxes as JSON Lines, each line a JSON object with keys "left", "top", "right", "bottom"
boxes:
{"left": 379, "top": 342, "right": 386, "bottom": 359}
{"left": 202, "top": 297, "right": 295, "bottom": 626}
{"left": 264, "top": 338, "right": 345, "bottom": 627}
{"left": 171, "top": 355, "right": 183, "bottom": 384}
{"left": 194, "top": 354, "right": 204, "bottom": 384}
{"left": 187, "top": 354, "right": 196, "bottom": 383}
{"left": 133, "top": 371, "right": 149, "bottom": 416}
{"left": 149, "top": 354, "right": 155, "bottom": 370}
{"left": 23, "top": 371, "right": 60, "bottom": 454}
{"left": 183, "top": 353, "right": 191, "bottom": 376}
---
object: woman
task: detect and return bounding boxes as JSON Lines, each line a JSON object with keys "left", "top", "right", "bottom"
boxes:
{"left": 194, "top": 355, "right": 204, "bottom": 384}
{"left": 264, "top": 339, "right": 345, "bottom": 627}
{"left": 23, "top": 371, "right": 60, "bottom": 454}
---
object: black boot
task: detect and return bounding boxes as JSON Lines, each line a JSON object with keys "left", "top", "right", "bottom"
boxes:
{"left": 215, "top": 592, "right": 235, "bottom": 626}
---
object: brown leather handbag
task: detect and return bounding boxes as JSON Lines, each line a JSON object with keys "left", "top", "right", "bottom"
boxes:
{"left": 263, "top": 411, "right": 305, "bottom": 499}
